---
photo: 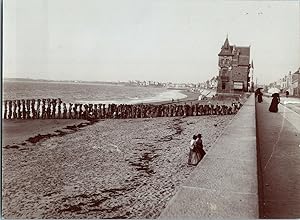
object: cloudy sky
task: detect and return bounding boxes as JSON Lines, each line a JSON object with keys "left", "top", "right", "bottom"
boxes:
{"left": 3, "top": 0, "right": 300, "bottom": 84}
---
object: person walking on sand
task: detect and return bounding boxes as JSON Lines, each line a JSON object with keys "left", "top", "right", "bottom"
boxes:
{"left": 188, "top": 135, "right": 202, "bottom": 165}
{"left": 196, "top": 134, "right": 206, "bottom": 159}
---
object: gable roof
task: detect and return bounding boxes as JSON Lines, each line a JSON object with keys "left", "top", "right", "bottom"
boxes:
{"left": 218, "top": 38, "right": 234, "bottom": 56}
{"left": 223, "top": 37, "right": 230, "bottom": 49}
{"left": 218, "top": 37, "right": 250, "bottom": 61}
{"left": 236, "top": 46, "right": 250, "bottom": 57}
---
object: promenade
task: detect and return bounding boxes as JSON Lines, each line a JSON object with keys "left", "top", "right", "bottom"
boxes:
{"left": 256, "top": 96, "right": 300, "bottom": 218}
{"left": 160, "top": 94, "right": 258, "bottom": 218}
{"left": 160, "top": 94, "right": 300, "bottom": 219}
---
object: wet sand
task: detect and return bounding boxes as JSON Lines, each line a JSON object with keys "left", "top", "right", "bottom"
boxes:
{"left": 3, "top": 119, "right": 89, "bottom": 147}
{"left": 2, "top": 114, "right": 234, "bottom": 218}
{"left": 148, "top": 89, "right": 200, "bottom": 105}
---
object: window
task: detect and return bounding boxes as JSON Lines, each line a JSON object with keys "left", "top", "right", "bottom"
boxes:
{"left": 233, "top": 81, "right": 243, "bottom": 90}
{"left": 222, "top": 82, "right": 226, "bottom": 90}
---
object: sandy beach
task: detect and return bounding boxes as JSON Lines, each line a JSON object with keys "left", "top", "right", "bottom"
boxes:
{"left": 3, "top": 119, "right": 89, "bottom": 147}
{"left": 2, "top": 89, "right": 248, "bottom": 218}
{"left": 2, "top": 112, "right": 235, "bottom": 218}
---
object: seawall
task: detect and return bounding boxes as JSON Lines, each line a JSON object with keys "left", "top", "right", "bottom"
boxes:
{"left": 159, "top": 94, "right": 258, "bottom": 218}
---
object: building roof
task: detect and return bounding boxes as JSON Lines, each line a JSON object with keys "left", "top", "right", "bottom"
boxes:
{"left": 223, "top": 37, "right": 230, "bottom": 49}
{"left": 293, "top": 68, "right": 300, "bottom": 75}
{"left": 218, "top": 37, "right": 234, "bottom": 56}
{"left": 236, "top": 46, "right": 250, "bottom": 57}
{"left": 218, "top": 37, "right": 251, "bottom": 66}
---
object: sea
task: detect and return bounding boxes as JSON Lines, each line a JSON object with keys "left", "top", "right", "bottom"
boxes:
{"left": 3, "top": 80, "right": 187, "bottom": 105}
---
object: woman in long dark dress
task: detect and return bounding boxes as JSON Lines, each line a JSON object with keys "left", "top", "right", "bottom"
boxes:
{"left": 269, "top": 93, "right": 280, "bottom": 112}
{"left": 196, "top": 134, "right": 206, "bottom": 159}
{"left": 188, "top": 135, "right": 202, "bottom": 165}
{"left": 257, "top": 92, "right": 263, "bottom": 103}
{"left": 256, "top": 89, "right": 263, "bottom": 103}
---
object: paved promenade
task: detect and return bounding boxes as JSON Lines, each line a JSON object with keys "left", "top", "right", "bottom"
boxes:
{"left": 256, "top": 96, "right": 300, "bottom": 218}
{"left": 160, "top": 94, "right": 258, "bottom": 218}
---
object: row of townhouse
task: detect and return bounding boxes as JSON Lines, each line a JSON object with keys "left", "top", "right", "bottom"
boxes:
{"left": 269, "top": 67, "right": 300, "bottom": 96}
{"left": 201, "top": 76, "right": 218, "bottom": 89}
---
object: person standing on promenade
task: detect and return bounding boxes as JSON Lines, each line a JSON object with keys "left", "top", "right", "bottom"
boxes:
{"left": 256, "top": 88, "right": 263, "bottom": 103}
{"left": 269, "top": 93, "right": 280, "bottom": 113}
{"left": 257, "top": 91, "right": 263, "bottom": 103}
{"left": 285, "top": 90, "right": 289, "bottom": 98}
{"left": 188, "top": 135, "right": 202, "bottom": 166}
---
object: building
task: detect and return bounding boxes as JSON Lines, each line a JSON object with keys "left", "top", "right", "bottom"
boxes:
{"left": 217, "top": 37, "right": 251, "bottom": 94}
{"left": 286, "top": 71, "right": 293, "bottom": 95}
{"left": 292, "top": 68, "right": 300, "bottom": 96}
{"left": 210, "top": 76, "right": 218, "bottom": 89}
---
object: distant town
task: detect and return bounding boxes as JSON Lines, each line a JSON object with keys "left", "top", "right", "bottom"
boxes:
{"left": 4, "top": 76, "right": 218, "bottom": 92}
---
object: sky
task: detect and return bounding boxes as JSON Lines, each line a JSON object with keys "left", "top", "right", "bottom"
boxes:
{"left": 3, "top": 0, "right": 300, "bottom": 84}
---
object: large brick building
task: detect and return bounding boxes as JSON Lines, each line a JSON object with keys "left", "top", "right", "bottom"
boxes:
{"left": 217, "top": 37, "right": 251, "bottom": 93}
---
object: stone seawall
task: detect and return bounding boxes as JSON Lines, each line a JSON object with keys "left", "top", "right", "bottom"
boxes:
{"left": 159, "top": 94, "right": 258, "bottom": 218}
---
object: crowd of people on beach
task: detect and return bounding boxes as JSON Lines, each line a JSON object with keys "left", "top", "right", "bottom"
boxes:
{"left": 3, "top": 98, "right": 242, "bottom": 120}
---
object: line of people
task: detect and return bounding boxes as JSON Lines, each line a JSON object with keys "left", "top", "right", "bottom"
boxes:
{"left": 3, "top": 98, "right": 242, "bottom": 120}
